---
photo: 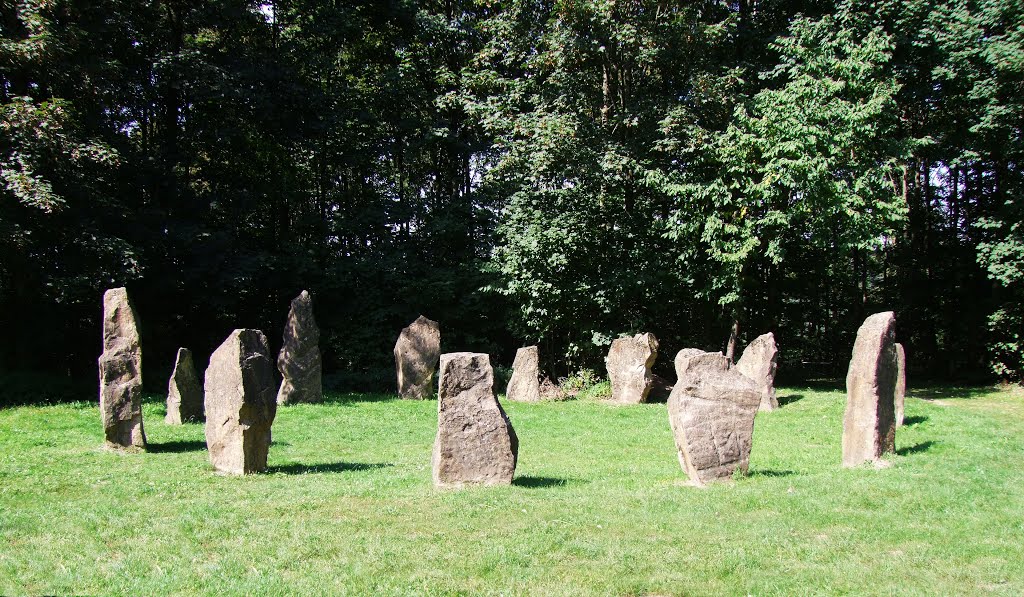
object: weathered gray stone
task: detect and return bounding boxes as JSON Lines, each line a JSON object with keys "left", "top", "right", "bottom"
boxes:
{"left": 204, "top": 329, "right": 277, "bottom": 475}
{"left": 667, "top": 349, "right": 760, "bottom": 485}
{"left": 506, "top": 346, "right": 540, "bottom": 402}
{"left": 735, "top": 332, "right": 779, "bottom": 411}
{"left": 432, "top": 352, "right": 518, "bottom": 488}
{"left": 166, "top": 348, "right": 203, "bottom": 424}
{"left": 98, "top": 287, "right": 146, "bottom": 449}
{"left": 894, "top": 342, "right": 906, "bottom": 427}
{"left": 842, "top": 312, "right": 897, "bottom": 467}
{"left": 605, "top": 333, "right": 659, "bottom": 404}
{"left": 277, "top": 290, "right": 323, "bottom": 405}
{"left": 394, "top": 315, "right": 441, "bottom": 399}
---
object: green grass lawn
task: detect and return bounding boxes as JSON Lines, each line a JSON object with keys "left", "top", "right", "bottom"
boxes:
{"left": 1, "top": 384, "right": 1023, "bottom": 595}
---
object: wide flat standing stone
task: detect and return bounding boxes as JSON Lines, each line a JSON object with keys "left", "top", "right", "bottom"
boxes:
{"left": 506, "top": 346, "right": 540, "bottom": 402}
{"left": 432, "top": 352, "right": 518, "bottom": 488}
{"left": 667, "top": 349, "right": 760, "bottom": 485}
{"left": 605, "top": 333, "right": 658, "bottom": 404}
{"left": 204, "top": 329, "right": 277, "bottom": 474}
{"left": 394, "top": 316, "right": 441, "bottom": 399}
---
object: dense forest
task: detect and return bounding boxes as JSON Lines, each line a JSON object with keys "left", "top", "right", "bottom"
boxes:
{"left": 1, "top": 0, "right": 1021, "bottom": 394}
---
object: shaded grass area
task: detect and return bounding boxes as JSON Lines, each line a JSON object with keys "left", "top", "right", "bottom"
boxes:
{"left": 1, "top": 385, "right": 1023, "bottom": 595}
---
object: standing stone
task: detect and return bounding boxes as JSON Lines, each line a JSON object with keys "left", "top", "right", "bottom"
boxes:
{"left": 166, "top": 348, "right": 203, "bottom": 424}
{"left": 204, "top": 329, "right": 277, "bottom": 475}
{"left": 735, "top": 332, "right": 779, "bottom": 411}
{"left": 842, "top": 312, "right": 897, "bottom": 467}
{"left": 394, "top": 315, "right": 441, "bottom": 399}
{"left": 667, "top": 349, "right": 761, "bottom": 485}
{"left": 432, "top": 352, "right": 518, "bottom": 488}
{"left": 894, "top": 343, "right": 907, "bottom": 427}
{"left": 605, "top": 333, "right": 659, "bottom": 404}
{"left": 277, "top": 290, "right": 323, "bottom": 405}
{"left": 506, "top": 346, "right": 541, "bottom": 402}
{"left": 98, "top": 287, "right": 146, "bottom": 449}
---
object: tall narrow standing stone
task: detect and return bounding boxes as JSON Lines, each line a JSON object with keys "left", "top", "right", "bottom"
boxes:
{"left": 394, "top": 315, "right": 441, "bottom": 399}
{"left": 432, "top": 352, "right": 518, "bottom": 488}
{"left": 98, "top": 287, "right": 146, "bottom": 449}
{"left": 894, "top": 342, "right": 907, "bottom": 427}
{"left": 842, "top": 312, "right": 897, "bottom": 467}
{"left": 605, "top": 333, "right": 659, "bottom": 404}
{"left": 166, "top": 347, "right": 203, "bottom": 424}
{"left": 667, "top": 349, "right": 761, "bottom": 485}
{"left": 506, "top": 346, "right": 541, "bottom": 402}
{"left": 735, "top": 332, "right": 779, "bottom": 411}
{"left": 277, "top": 290, "right": 323, "bottom": 405}
{"left": 204, "top": 329, "right": 277, "bottom": 474}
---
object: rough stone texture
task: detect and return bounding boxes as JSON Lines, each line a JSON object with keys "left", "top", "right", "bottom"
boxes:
{"left": 894, "top": 343, "right": 907, "bottom": 427}
{"left": 98, "top": 287, "right": 146, "bottom": 449}
{"left": 842, "top": 312, "right": 897, "bottom": 467}
{"left": 506, "top": 346, "right": 541, "bottom": 402}
{"left": 605, "top": 333, "right": 659, "bottom": 404}
{"left": 735, "top": 332, "right": 779, "bottom": 411}
{"left": 204, "top": 329, "right": 277, "bottom": 475}
{"left": 165, "top": 348, "right": 203, "bottom": 424}
{"left": 277, "top": 290, "right": 323, "bottom": 405}
{"left": 667, "top": 349, "right": 760, "bottom": 486}
{"left": 432, "top": 352, "right": 518, "bottom": 488}
{"left": 394, "top": 315, "right": 441, "bottom": 399}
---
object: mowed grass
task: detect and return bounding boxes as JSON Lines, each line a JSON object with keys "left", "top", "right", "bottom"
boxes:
{"left": 1, "top": 384, "right": 1023, "bottom": 596}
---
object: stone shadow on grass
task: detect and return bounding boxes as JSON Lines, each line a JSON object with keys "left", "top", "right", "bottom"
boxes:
{"left": 913, "top": 386, "right": 993, "bottom": 402}
{"left": 268, "top": 461, "right": 393, "bottom": 475}
{"left": 777, "top": 393, "right": 804, "bottom": 406}
{"left": 896, "top": 441, "right": 936, "bottom": 456}
{"left": 147, "top": 440, "right": 207, "bottom": 453}
{"left": 902, "top": 415, "right": 928, "bottom": 426}
{"left": 747, "top": 469, "right": 796, "bottom": 478}
{"left": 513, "top": 476, "right": 585, "bottom": 489}
{"left": 319, "top": 392, "right": 408, "bottom": 406}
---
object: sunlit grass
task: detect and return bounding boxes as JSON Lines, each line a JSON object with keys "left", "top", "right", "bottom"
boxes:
{"left": 1, "top": 384, "right": 1022, "bottom": 595}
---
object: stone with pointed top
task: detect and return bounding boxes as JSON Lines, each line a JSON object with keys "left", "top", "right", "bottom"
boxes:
{"left": 842, "top": 312, "right": 897, "bottom": 467}
{"left": 506, "top": 346, "right": 541, "bottom": 402}
{"left": 894, "top": 343, "right": 906, "bottom": 427}
{"left": 204, "top": 329, "right": 277, "bottom": 474}
{"left": 166, "top": 348, "right": 203, "bottom": 424}
{"left": 277, "top": 290, "right": 323, "bottom": 405}
{"left": 394, "top": 316, "right": 441, "bottom": 399}
{"left": 605, "top": 333, "right": 659, "bottom": 404}
{"left": 432, "top": 352, "right": 518, "bottom": 488}
{"left": 98, "top": 287, "right": 146, "bottom": 449}
{"left": 667, "top": 349, "right": 760, "bottom": 485}
{"left": 735, "top": 332, "right": 779, "bottom": 411}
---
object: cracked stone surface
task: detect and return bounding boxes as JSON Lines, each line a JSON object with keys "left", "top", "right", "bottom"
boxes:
{"left": 735, "top": 332, "right": 779, "bottom": 411}
{"left": 667, "top": 349, "right": 760, "bottom": 485}
{"left": 277, "top": 290, "right": 323, "bottom": 405}
{"left": 605, "top": 333, "right": 659, "bottom": 404}
{"left": 98, "top": 287, "right": 146, "bottom": 449}
{"left": 842, "top": 311, "right": 897, "bottom": 467}
{"left": 506, "top": 346, "right": 540, "bottom": 402}
{"left": 432, "top": 352, "right": 518, "bottom": 488}
{"left": 394, "top": 316, "right": 441, "bottom": 399}
{"left": 204, "top": 329, "right": 277, "bottom": 474}
{"left": 166, "top": 347, "right": 203, "bottom": 424}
